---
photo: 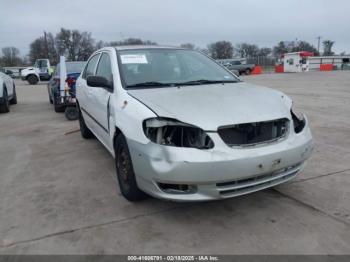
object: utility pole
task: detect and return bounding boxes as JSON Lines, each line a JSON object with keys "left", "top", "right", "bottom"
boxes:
{"left": 317, "top": 36, "right": 322, "bottom": 54}
{"left": 44, "top": 31, "right": 49, "bottom": 59}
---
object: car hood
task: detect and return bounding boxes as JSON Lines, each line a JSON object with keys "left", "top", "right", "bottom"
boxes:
{"left": 127, "top": 82, "right": 291, "bottom": 131}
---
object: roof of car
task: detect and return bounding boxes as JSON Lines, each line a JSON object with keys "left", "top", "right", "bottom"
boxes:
{"left": 114, "top": 45, "right": 186, "bottom": 51}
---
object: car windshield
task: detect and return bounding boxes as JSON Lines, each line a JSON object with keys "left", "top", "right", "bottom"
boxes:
{"left": 55, "top": 62, "right": 85, "bottom": 76}
{"left": 117, "top": 49, "right": 239, "bottom": 88}
{"left": 35, "top": 60, "right": 48, "bottom": 68}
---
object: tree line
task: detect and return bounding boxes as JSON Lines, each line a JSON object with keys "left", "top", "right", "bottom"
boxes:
{"left": 0, "top": 27, "right": 341, "bottom": 67}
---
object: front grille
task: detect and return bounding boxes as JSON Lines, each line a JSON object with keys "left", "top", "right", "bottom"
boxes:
{"left": 216, "top": 163, "right": 301, "bottom": 197}
{"left": 218, "top": 118, "right": 289, "bottom": 147}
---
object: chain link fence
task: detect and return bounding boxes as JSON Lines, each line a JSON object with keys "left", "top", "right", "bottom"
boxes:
{"left": 246, "top": 56, "right": 278, "bottom": 73}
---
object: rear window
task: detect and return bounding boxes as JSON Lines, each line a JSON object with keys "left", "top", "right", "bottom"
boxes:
{"left": 54, "top": 62, "right": 86, "bottom": 76}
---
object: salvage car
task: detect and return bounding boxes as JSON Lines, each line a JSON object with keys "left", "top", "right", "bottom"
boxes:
{"left": 76, "top": 46, "right": 313, "bottom": 202}
{"left": 47, "top": 61, "right": 85, "bottom": 114}
{"left": 0, "top": 67, "right": 17, "bottom": 113}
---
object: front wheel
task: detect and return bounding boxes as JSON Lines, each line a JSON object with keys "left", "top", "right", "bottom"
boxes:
{"left": 245, "top": 68, "right": 252, "bottom": 75}
{"left": 114, "top": 134, "right": 147, "bottom": 201}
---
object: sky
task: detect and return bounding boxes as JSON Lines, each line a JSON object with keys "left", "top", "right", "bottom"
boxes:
{"left": 1, "top": 0, "right": 349, "bottom": 56}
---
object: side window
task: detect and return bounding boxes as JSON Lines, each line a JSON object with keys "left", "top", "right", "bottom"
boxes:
{"left": 82, "top": 54, "right": 100, "bottom": 79}
{"left": 96, "top": 53, "right": 113, "bottom": 82}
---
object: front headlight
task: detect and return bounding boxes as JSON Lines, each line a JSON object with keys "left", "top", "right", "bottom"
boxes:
{"left": 143, "top": 118, "right": 214, "bottom": 149}
{"left": 291, "top": 107, "right": 306, "bottom": 133}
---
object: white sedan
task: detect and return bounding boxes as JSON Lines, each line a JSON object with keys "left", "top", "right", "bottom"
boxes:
{"left": 76, "top": 46, "right": 313, "bottom": 202}
{"left": 0, "top": 68, "right": 17, "bottom": 113}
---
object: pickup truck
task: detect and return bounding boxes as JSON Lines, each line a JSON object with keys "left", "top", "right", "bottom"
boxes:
{"left": 21, "top": 59, "right": 53, "bottom": 85}
{"left": 217, "top": 59, "right": 255, "bottom": 75}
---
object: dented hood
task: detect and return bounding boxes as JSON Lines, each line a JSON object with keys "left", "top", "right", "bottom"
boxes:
{"left": 128, "top": 82, "right": 291, "bottom": 131}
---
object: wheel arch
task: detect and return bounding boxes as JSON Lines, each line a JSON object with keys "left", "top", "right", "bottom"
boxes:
{"left": 113, "top": 126, "right": 124, "bottom": 150}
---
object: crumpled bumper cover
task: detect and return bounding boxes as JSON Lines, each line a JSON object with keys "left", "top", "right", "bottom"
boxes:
{"left": 127, "top": 120, "right": 314, "bottom": 201}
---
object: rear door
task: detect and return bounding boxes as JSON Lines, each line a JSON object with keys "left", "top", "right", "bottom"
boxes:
{"left": 88, "top": 52, "right": 114, "bottom": 148}
{"left": 77, "top": 53, "right": 101, "bottom": 131}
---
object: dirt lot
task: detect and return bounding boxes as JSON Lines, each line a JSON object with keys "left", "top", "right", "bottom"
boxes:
{"left": 0, "top": 71, "right": 349, "bottom": 254}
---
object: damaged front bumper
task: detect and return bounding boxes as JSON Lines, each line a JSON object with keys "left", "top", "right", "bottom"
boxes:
{"left": 128, "top": 119, "right": 314, "bottom": 201}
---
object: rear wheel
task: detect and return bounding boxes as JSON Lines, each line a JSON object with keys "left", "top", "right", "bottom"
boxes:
{"left": 65, "top": 106, "right": 78, "bottom": 121}
{"left": 27, "top": 75, "right": 39, "bottom": 85}
{"left": 114, "top": 134, "right": 147, "bottom": 201}
{"left": 0, "top": 87, "right": 10, "bottom": 113}
{"left": 245, "top": 68, "right": 252, "bottom": 75}
{"left": 78, "top": 105, "right": 94, "bottom": 139}
{"left": 53, "top": 95, "right": 65, "bottom": 113}
{"left": 10, "top": 85, "right": 17, "bottom": 104}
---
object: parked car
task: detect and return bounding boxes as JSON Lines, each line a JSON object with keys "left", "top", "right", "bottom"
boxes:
{"left": 47, "top": 61, "right": 85, "bottom": 113}
{"left": 0, "top": 67, "right": 17, "bottom": 113}
{"left": 76, "top": 46, "right": 313, "bottom": 202}
{"left": 217, "top": 59, "right": 255, "bottom": 75}
{"left": 21, "top": 59, "right": 53, "bottom": 85}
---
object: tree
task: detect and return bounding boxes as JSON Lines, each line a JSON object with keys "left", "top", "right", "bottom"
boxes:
{"left": 180, "top": 43, "right": 195, "bottom": 50}
{"left": 55, "top": 28, "right": 96, "bottom": 61}
{"left": 292, "top": 41, "right": 319, "bottom": 55}
{"left": 273, "top": 41, "right": 289, "bottom": 57}
{"left": 95, "top": 40, "right": 106, "bottom": 50}
{"left": 29, "top": 33, "right": 58, "bottom": 64}
{"left": 207, "top": 41, "right": 233, "bottom": 59}
{"left": 258, "top": 47, "right": 272, "bottom": 57}
{"left": 1, "top": 47, "right": 22, "bottom": 66}
{"left": 236, "top": 43, "right": 259, "bottom": 58}
{"left": 323, "top": 40, "right": 335, "bottom": 56}
{"left": 110, "top": 38, "right": 157, "bottom": 46}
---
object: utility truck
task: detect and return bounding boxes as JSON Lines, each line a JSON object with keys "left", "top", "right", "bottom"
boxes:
{"left": 21, "top": 59, "right": 53, "bottom": 85}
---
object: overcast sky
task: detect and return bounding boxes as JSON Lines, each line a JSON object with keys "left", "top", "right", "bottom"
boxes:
{"left": 1, "top": 0, "right": 349, "bottom": 56}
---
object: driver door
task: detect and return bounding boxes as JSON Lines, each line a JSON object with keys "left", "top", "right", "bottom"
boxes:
{"left": 87, "top": 52, "right": 114, "bottom": 149}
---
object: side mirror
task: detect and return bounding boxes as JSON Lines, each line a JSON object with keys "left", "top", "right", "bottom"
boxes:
{"left": 87, "top": 75, "right": 113, "bottom": 90}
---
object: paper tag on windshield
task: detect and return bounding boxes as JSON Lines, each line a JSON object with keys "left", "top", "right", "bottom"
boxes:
{"left": 121, "top": 54, "right": 148, "bottom": 64}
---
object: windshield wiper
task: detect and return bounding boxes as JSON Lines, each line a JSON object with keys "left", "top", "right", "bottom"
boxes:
{"left": 126, "top": 81, "right": 172, "bottom": 88}
{"left": 175, "top": 79, "right": 237, "bottom": 86}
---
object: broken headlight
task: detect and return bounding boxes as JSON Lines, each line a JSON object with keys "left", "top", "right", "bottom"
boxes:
{"left": 291, "top": 108, "right": 306, "bottom": 133}
{"left": 143, "top": 118, "right": 214, "bottom": 149}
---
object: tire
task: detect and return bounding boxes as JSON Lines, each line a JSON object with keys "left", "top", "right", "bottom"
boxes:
{"left": 245, "top": 68, "right": 252, "bottom": 75}
{"left": 10, "top": 85, "right": 17, "bottom": 104}
{"left": 65, "top": 106, "right": 78, "bottom": 121}
{"left": 78, "top": 105, "right": 94, "bottom": 139}
{"left": 48, "top": 87, "right": 53, "bottom": 104}
{"left": 114, "top": 134, "right": 148, "bottom": 201}
{"left": 27, "top": 75, "right": 39, "bottom": 85}
{"left": 53, "top": 96, "right": 65, "bottom": 113}
{"left": 0, "top": 87, "right": 10, "bottom": 113}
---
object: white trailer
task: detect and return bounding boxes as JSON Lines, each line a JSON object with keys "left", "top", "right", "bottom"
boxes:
{"left": 283, "top": 52, "right": 314, "bottom": 73}
{"left": 283, "top": 52, "right": 350, "bottom": 72}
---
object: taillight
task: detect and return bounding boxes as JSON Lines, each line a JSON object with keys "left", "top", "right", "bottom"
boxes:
{"left": 66, "top": 77, "right": 76, "bottom": 88}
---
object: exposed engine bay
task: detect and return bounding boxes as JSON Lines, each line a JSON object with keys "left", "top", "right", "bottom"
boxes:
{"left": 143, "top": 118, "right": 214, "bottom": 149}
